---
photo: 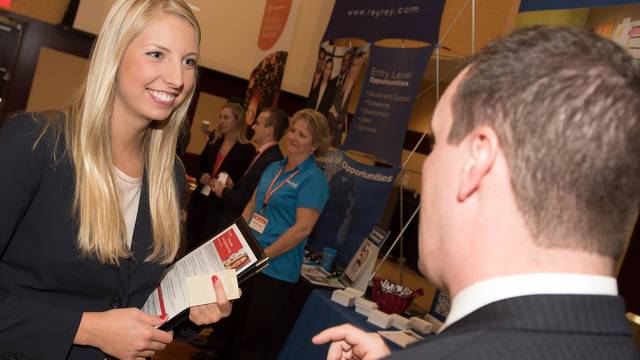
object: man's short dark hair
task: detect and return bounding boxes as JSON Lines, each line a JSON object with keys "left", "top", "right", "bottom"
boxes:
{"left": 263, "top": 108, "right": 289, "bottom": 141}
{"left": 449, "top": 26, "right": 640, "bottom": 258}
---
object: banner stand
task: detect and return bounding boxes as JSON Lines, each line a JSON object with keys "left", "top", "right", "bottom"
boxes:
{"left": 371, "top": 0, "right": 476, "bottom": 286}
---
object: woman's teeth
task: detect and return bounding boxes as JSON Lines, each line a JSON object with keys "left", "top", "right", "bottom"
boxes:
{"left": 150, "top": 90, "right": 176, "bottom": 103}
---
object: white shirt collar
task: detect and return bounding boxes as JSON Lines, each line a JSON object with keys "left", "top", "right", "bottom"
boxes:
{"left": 257, "top": 141, "right": 278, "bottom": 154}
{"left": 439, "top": 273, "right": 618, "bottom": 332}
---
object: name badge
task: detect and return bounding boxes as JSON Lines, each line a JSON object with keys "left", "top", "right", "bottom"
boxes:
{"left": 249, "top": 213, "right": 269, "bottom": 234}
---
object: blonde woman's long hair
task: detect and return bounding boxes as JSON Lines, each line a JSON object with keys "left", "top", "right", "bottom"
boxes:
{"left": 45, "top": 0, "right": 200, "bottom": 265}
{"left": 211, "top": 102, "right": 250, "bottom": 144}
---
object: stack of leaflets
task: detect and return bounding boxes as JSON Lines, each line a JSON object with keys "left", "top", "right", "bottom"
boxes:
{"left": 378, "top": 329, "right": 425, "bottom": 348}
{"left": 355, "top": 297, "right": 378, "bottom": 317}
{"left": 301, "top": 264, "right": 345, "bottom": 289}
{"left": 142, "top": 218, "right": 268, "bottom": 330}
{"left": 409, "top": 316, "right": 434, "bottom": 335}
{"left": 330, "top": 287, "right": 364, "bottom": 307}
{"left": 367, "top": 309, "right": 393, "bottom": 329}
{"left": 390, "top": 313, "right": 411, "bottom": 330}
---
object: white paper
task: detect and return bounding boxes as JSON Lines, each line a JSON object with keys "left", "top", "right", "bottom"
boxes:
{"left": 217, "top": 172, "right": 229, "bottom": 185}
{"left": 186, "top": 269, "right": 240, "bottom": 306}
{"left": 300, "top": 264, "right": 345, "bottom": 289}
{"left": 367, "top": 309, "right": 393, "bottom": 329}
{"left": 343, "top": 239, "right": 379, "bottom": 291}
{"left": 390, "top": 314, "right": 411, "bottom": 330}
{"left": 378, "top": 330, "right": 424, "bottom": 348}
{"left": 142, "top": 223, "right": 258, "bottom": 320}
{"left": 409, "top": 316, "right": 434, "bottom": 335}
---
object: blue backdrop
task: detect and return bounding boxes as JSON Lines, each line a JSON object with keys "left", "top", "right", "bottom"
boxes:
{"left": 308, "top": 150, "right": 399, "bottom": 266}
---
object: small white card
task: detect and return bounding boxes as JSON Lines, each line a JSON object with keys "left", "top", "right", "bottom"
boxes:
{"left": 186, "top": 269, "right": 240, "bottom": 306}
{"left": 409, "top": 316, "right": 433, "bottom": 335}
{"left": 355, "top": 297, "right": 378, "bottom": 310}
{"left": 390, "top": 313, "right": 411, "bottom": 330}
{"left": 343, "top": 287, "right": 364, "bottom": 298}
{"left": 217, "top": 172, "right": 229, "bottom": 185}
{"left": 200, "top": 184, "right": 211, "bottom": 196}
{"left": 378, "top": 330, "right": 424, "bottom": 348}
{"left": 367, "top": 309, "right": 393, "bottom": 329}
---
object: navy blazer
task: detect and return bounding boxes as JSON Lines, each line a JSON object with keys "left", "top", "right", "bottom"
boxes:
{"left": 187, "top": 137, "right": 255, "bottom": 245}
{"left": 217, "top": 144, "right": 283, "bottom": 231}
{"left": 0, "top": 113, "right": 185, "bottom": 359}
{"left": 195, "top": 137, "right": 255, "bottom": 185}
{"left": 390, "top": 294, "right": 639, "bottom": 359}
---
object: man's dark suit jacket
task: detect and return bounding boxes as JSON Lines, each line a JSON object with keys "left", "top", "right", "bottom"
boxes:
{"left": 217, "top": 144, "right": 283, "bottom": 231}
{"left": 0, "top": 113, "right": 185, "bottom": 359}
{"left": 391, "top": 294, "right": 639, "bottom": 359}
{"left": 307, "top": 78, "right": 337, "bottom": 116}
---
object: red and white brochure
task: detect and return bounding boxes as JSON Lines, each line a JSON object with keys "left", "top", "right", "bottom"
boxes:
{"left": 142, "top": 219, "right": 267, "bottom": 330}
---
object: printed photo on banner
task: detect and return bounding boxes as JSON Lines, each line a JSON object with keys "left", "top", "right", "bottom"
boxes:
{"left": 244, "top": 51, "right": 288, "bottom": 126}
{"left": 306, "top": 41, "right": 369, "bottom": 147}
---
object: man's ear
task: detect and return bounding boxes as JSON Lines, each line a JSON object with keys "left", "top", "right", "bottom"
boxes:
{"left": 457, "top": 126, "right": 499, "bottom": 202}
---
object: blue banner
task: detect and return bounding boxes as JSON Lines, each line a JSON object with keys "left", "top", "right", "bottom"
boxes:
{"left": 308, "top": 151, "right": 399, "bottom": 266}
{"left": 520, "top": 0, "right": 640, "bottom": 12}
{"left": 323, "top": 0, "right": 445, "bottom": 44}
{"left": 342, "top": 44, "right": 433, "bottom": 165}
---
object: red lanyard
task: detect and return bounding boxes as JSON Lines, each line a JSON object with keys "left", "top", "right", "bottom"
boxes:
{"left": 212, "top": 152, "right": 224, "bottom": 176}
{"left": 263, "top": 166, "right": 299, "bottom": 208}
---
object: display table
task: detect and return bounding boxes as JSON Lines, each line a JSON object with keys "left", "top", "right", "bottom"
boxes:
{"left": 277, "top": 289, "right": 399, "bottom": 360}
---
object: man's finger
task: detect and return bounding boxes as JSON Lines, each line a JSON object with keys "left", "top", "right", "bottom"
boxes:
{"left": 327, "top": 340, "right": 350, "bottom": 360}
{"left": 312, "top": 323, "right": 360, "bottom": 345}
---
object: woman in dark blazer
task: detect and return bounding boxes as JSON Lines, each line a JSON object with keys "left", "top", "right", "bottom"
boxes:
{"left": 0, "top": 1, "right": 230, "bottom": 359}
{"left": 186, "top": 102, "right": 255, "bottom": 249}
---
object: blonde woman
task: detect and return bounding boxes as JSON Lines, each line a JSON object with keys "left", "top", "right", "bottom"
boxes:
{"left": 0, "top": 0, "right": 230, "bottom": 359}
{"left": 186, "top": 102, "right": 255, "bottom": 249}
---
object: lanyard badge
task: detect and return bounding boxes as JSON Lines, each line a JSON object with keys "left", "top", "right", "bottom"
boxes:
{"left": 249, "top": 166, "right": 300, "bottom": 234}
{"left": 261, "top": 166, "right": 300, "bottom": 210}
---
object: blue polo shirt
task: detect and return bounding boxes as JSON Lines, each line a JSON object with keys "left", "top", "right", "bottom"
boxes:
{"left": 252, "top": 156, "right": 329, "bottom": 283}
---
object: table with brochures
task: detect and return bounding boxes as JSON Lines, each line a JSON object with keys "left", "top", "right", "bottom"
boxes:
{"left": 277, "top": 289, "right": 400, "bottom": 360}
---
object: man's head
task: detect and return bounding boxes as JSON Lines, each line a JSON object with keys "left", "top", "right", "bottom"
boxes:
{"left": 420, "top": 26, "right": 640, "bottom": 291}
{"left": 340, "top": 50, "right": 354, "bottom": 77}
{"left": 252, "top": 108, "right": 289, "bottom": 146}
{"left": 347, "top": 52, "right": 365, "bottom": 83}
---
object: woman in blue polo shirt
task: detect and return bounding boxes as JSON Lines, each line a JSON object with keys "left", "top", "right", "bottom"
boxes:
{"left": 227, "top": 109, "right": 330, "bottom": 359}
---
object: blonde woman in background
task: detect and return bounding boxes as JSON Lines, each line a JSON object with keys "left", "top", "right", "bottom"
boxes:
{"left": 0, "top": 0, "right": 230, "bottom": 359}
{"left": 186, "top": 102, "right": 255, "bottom": 250}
